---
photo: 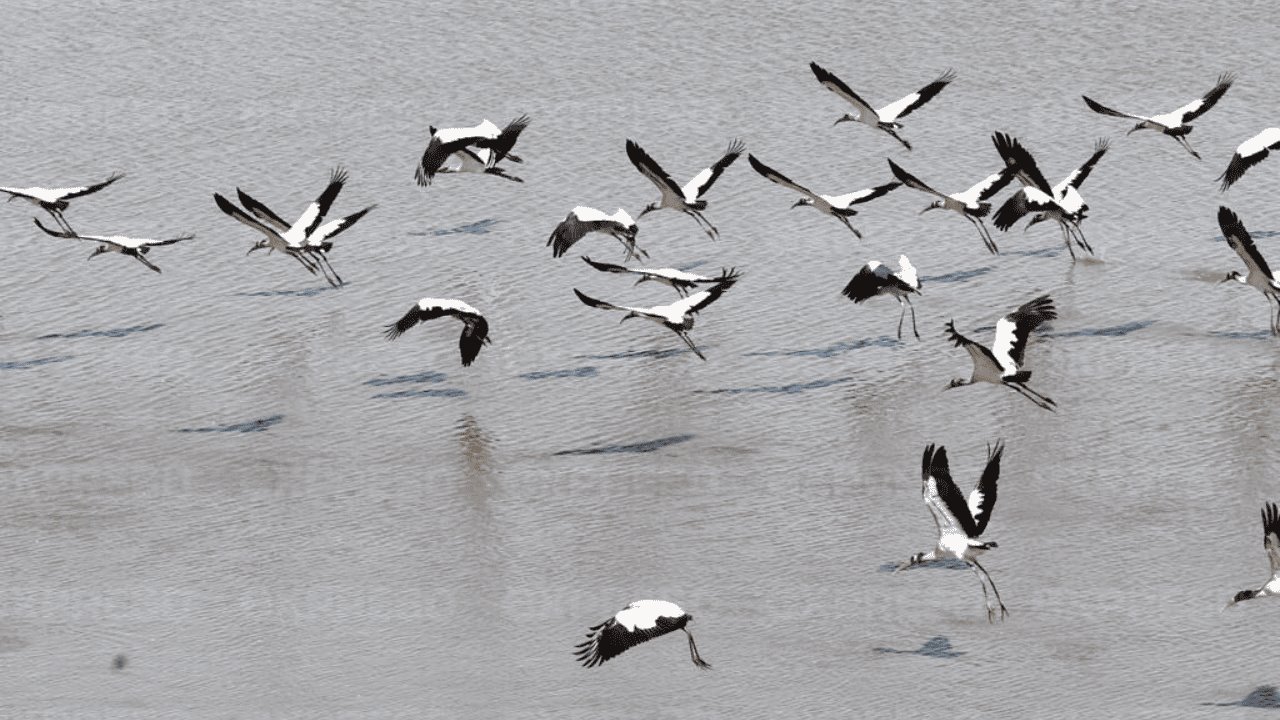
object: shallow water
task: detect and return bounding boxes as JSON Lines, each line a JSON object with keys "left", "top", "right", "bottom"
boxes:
{"left": 2, "top": 1, "right": 1280, "bottom": 717}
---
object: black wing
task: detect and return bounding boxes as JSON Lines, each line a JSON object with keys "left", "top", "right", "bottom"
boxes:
{"left": 1081, "top": 95, "right": 1142, "bottom": 121}
{"left": 626, "top": 139, "right": 684, "bottom": 198}
{"left": 235, "top": 188, "right": 291, "bottom": 232}
{"left": 479, "top": 114, "right": 531, "bottom": 165}
{"left": 840, "top": 263, "right": 889, "bottom": 303}
{"left": 62, "top": 172, "right": 125, "bottom": 199}
{"left": 458, "top": 315, "right": 490, "bottom": 367}
{"left": 574, "top": 615, "right": 684, "bottom": 668}
{"left": 384, "top": 304, "right": 440, "bottom": 341}
{"left": 1179, "top": 72, "right": 1235, "bottom": 123}
{"left": 683, "top": 138, "right": 745, "bottom": 200}
{"left": 1218, "top": 205, "right": 1273, "bottom": 280}
{"left": 809, "top": 61, "right": 876, "bottom": 117}
{"left": 991, "top": 132, "right": 1054, "bottom": 195}
{"left": 887, "top": 68, "right": 956, "bottom": 120}
{"left": 924, "top": 444, "right": 979, "bottom": 537}
{"left": 969, "top": 440, "right": 1003, "bottom": 536}
{"left": 991, "top": 189, "right": 1034, "bottom": 231}
{"left": 886, "top": 159, "right": 946, "bottom": 199}
{"left": 1000, "top": 294, "right": 1057, "bottom": 367}
{"left": 581, "top": 256, "right": 630, "bottom": 274}
{"left": 1064, "top": 139, "right": 1109, "bottom": 190}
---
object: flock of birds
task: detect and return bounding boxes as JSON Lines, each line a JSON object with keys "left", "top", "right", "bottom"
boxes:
{"left": 8, "top": 60, "right": 1280, "bottom": 671}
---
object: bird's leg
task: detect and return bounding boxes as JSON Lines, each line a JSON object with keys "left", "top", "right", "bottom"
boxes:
{"left": 1068, "top": 221, "right": 1094, "bottom": 255}
{"left": 967, "top": 561, "right": 995, "bottom": 622}
{"left": 311, "top": 251, "right": 343, "bottom": 287}
{"left": 289, "top": 249, "right": 320, "bottom": 275}
{"left": 1008, "top": 382, "right": 1056, "bottom": 411}
{"left": 972, "top": 216, "right": 999, "bottom": 254}
{"left": 132, "top": 251, "right": 162, "bottom": 274}
{"left": 971, "top": 558, "right": 1009, "bottom": 621}
{"left": 837, "top": 214, "right": 863, "bottom": 239}
{"left": 896, "top": 297, "right": 906, "bottom": 341}
{"left": 1269, "top": 293, "right": 1280, "bottom": 336}
{"left": 1059, "top": 223, "right": 1077, "bottom": 261}
{"left": 684, "top": 629, "right": 711, "bottom": 669}
{"left": 1177, "top": 136, "right": 1201, "bottom": 160}
{"left": 906, "top": 296, "right": 920, "bottom": 340}
{"left": 317, "top": 252, "right": 344, "bottom": 286}
{"left": 883, "top": 126, "right": 912, "bottom": 151}
{"left": 674, "top": 330, "right": 707, "bottom": 360}
{"left": 51, "top": 210, "right": 76, "bottom": 235}
{"left": 689, "top": 209, "right": 719, "bottom": 241}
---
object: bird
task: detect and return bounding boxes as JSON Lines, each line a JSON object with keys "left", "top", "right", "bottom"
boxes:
{"left": 1217, "top": 205, "right": 1280, "bottom": 335}
{"left": 1226, "top": 502, "right": 1280, "bottom": 609}
{"left": 841, "top": 255, "right": 921, "bottom": 340}
{"left": 415, "top": 114, "right": 530, "bottom": 187}
{"left": 897, "top": 441, "right": 1008, "bottom": 623}
{"left": 574, "top": 600, "right": 710, "bottom": 669}
{"left": 810, "top": 61, "right": 955, "bottom": 150}
{"left": 383, "top": 298, "right": 491, "bottom": 367}
{"left": 573, "top": 277, "right": 736, "bottom": 360}
{"left": 626, "top": 138, "right": 743, "bottom": 241}
{"left": 234, "top": 179, "right": 374, "bottom": 288}
{"left": 32, "top": 219, "right": 192, "bottom": 273}
{"left": 1218, "top": 128, "right": 1280, "bottom": 191}
{"left": 945, "top": 294, "right": 1057, "bottom": 411}
{"left": 747, "top": 154, "right": 899, "bottom": 238}
{"left": 1082, "top": 72, "right": 1234, "bottom": 159}
{"left": 581, "top": 256, "right": 741, "bottom": 297}
{"left": 992, "top": 133, "right": 1106, "bottom": 260}
{"left": 548, "top": 207, "right": 644, "bottom": 260}
{"left": 213, "top": 193, "right": 327, "bottom": 282}
{"left": 434, "top": 145, "right": 523, "bottom": 183}
{"left": 887, "top": 159, "right": 1015, "bottom": 254}
{"left": 0, "top": 172, "right": 124, "bottom": 234}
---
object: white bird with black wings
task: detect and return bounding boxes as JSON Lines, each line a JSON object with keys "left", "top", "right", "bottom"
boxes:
{"left": 573, "top": 277, "right": 736, "bottom": 360}
{"left": 33, "top": 219, "right": 192, "bottom": 273}
{"left": 888, "top": 159, "right": 1014, "bottom": 254}
{"left": 810, "top": 61, "right": 954, "bottom": 150}
{"left": 945, "top": 294, "right": 1057, "bottom": 411}
{"left": 626, "top": 138, "right": 743, "bottom": 240}
{"left": 415, "top": 115, "right": 529, "bottom": 186}
{"left": 0, "top": 172, "right": 124, "bottom": 233}
{"left": 992, "top": 133, "right": 1107, "bottom": 260}
{"left": 747, "top": 153, "right": 899, "bottom": 238}
{"left": 1217, "top": 205, "right": 1280, "bottom": 335}
{"left": 898, "top": 442, "right": 1008, "bottom": 622}
{"left": 841, "top": 255, "right": 921, "bottom": 340}
{"left": 574, "top": 599, "right": 710, "bottom": 669}
{"left": 1218, "top": 128, "right": 1280, "bottom": 191}
{"left": 1226, "top": 502, "right": 1280, "bottom": 608}
{"left": 1082, "top": 72, "right": 1234, "bottom": 159}
{"left": 384, "top": 298, "right": 491, "bottom": 367}
{"left": 581, "top": 256, "right": 740, "bottom": 296}
{"left": 548, "top": 207, "right": 643, "bottom": 260}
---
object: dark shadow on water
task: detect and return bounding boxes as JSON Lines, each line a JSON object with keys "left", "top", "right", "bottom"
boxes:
{"left": 744, "top": 337, "right": 896, "bottom": 359}
{"left": 0, "top": 355, "right": 75, "bottom": 370}
{"left": 554, "top": 433, "right": 694, "bottom": 456}
{"left": 234, "top": 284, "right": 343, "bottom": 298}
{"left": 364, "top": 371, "right": 448, "bottom": 386}
{"left": 575, "top": 348, "right": 689, "bottom": 361}
{"left": 518, "top": 366, "right": 598, "bottom": 380}
{"left": 1202, "top": 686, "right": 1280, "bottom": 708}
{"left": 878, "top": 558, "right": 970, "bottom": 573}
{"left": 1048, "top": 320, "right": 1155, "bottom": 338}
{"left": 873, "top": 636, "right": 964, "bottom": 659}
{"left": 920, "top": 266, "right": 994, "bottom": 284}
{"left": 697, "top": 377, "right": 854, "bottom": 396}
{"left": 38, "top": 323, "right": 164, "bottom": 340}
{"left": 1002, "top": 246, "right": 1061, "bottom": 258}
{"left": 372, "top": 388, "right": 467, "bottom": 399}
{"left": 178, "top": 414, "right": 285, "bottom": 433}
{"left": 1209, "top": 329, "right": 1275, "bottom": 341}
{"left": 408, "top": 218, "right": 500, "bottom": 237}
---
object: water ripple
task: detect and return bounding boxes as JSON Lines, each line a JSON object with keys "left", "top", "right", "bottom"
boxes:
{"left": 0, "top": 356, "right": 74, "bottom": 370}
{"left": 1049, "top": 320, "right": 1155, "bottom": 338}
{"left": 371, "top": 388, "right": 467, "bottom": 399}
{"left": 408, "top": 218, "right": 500, "bottom": 236}
{"left": 38, "top": 323, "right": 165, "bottom": 340}
{"left": 177, "top": 414, "right": 285, "bottom": 433}
{"left": 745, "top": 338, "right": 896, "bottom": 358}
{"left": 872, "top": 636, "right": 964, "bottom": 659}
{"left": 364, "top": 371, "right": 448, "bottom": 386}
{"left": 518, "top": 366, "right": 597, "bottom": 380}
{"left": 698, "top": 376, "right": 854, "bottom": 395}
{"left": 554, "top": 433, "right": 694, "bottom": 455}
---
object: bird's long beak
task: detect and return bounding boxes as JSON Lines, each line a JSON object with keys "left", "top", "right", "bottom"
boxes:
{"left": 833, "top": 116, "right": 852, "bottom": 126}
{"left": 1218, "top": 275, "right": 1233, "bottom": 285}
{"left": 633, "top": 277, "right": 646, "bottom": 287}
{"left": 619, "top": 312, "right": 636, "bottom": 324}
{"left": 246, "top": 245, "right": 260, "bottom": 256}
{"left": 789, "top": 199, "right": 805, "bottom": 209}
{"left": 1127, "top": 126, "right": 1140, "bottom": 136}
{"left": 919, "top": 205, "right": 937, "bottom": 215}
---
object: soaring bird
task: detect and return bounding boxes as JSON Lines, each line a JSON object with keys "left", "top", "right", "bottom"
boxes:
{"left": 0, "top": 172, "right": 124, "bottom": 234}
{"left": 626, "top": 138, "right": 743, "bottom": 240}
{"left": 33, "top": 219, "right": 192, "bottom": 274}
{"left": 810, "top": 62, "right": 954, "bottom": 150}
{"left": 384, "top": 298, "right": 491, "bottom": 367}
{"left": 573, "top": 277, "right": 736, "bottom": 360}
{"left": 415, "top": 115, "right": 530, "bottom": 187}
{"left": 575, "top": 600, "right": 710, "bottom": 669}
{"left": 888, "top": 159, "right": 1014, "bottom": 254}
{"left": 840, "top": 255, "right": 921, "bottom": 339}
{"left": 1082, "top": 72, "right": 1234, "bottom": 159}
{"left": 1218, "top": 128, "right": 1280, "bottom": 192}
{"left": 945, "top": 294, "right": 1057, "bottom": 411}
{"left": 1217, "top": 205, "right": 1280, "bottom": 335}
{"left": 581, "top": 256, "right": 741, "bottom": 297}
{"left": 747, "top": 154, "right": 899, "bottom": 238}
{"left": 548, "top": 207, "right": 643, "bottom": 260}
{"left": 898, "top": 441, "right": 1009, "bottom": 622}
{"left": 1226, "top": 502, "right": 1280, "bottom": 608}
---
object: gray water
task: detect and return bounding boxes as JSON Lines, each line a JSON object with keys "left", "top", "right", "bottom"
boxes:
{"left": 2, "top": 1, "right": 1279, "bottom": 717}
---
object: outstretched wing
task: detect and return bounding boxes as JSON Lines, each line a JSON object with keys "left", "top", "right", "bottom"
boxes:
{"left": 810, "top": 61, "right": 876, "bottom": 119}
{"left": 879, "top": 69, "right": 955, "bottom": 121}
{"left": 991, "top": 294, "right": 1056, "bottom": 373}
{"left": 235, "top": 188, "right": 291, "bottom": 233}
{"left": 292, "top": 166, "right": 348, "bottom": 238}
{"left": 969, "top": 440, "right": 1003, "bottom": 536}
{"left": 478, "top": 114, "right": 530, "bottom": 165}
{"left": 747, "top": 154, "right": 820, "bottom": 202}
{"left": 581, "top": 256, "right": 635, "bottom": 275}
{"left": 574, "top": 613, "right": 685, "bottom": 667}
{"left": 309, "top": 205, "right": 375, "bottom": 247}
{"left": 840, "top": 261, "right": 890, "bottom": 303}
{"left": 1170, "top": 72, "right": 1234, "bottom": 123}
{"left": 626, "top": 140, "right": 684, "bottom": 199}
{"left": 1081, "top": 95, "right": 1145, "bottom": 122}
{"left": 384, "top": 303, "right": 433, "bottom": 340}
{"left": 1219, "top": 205, "right": 1273, "bottom": 281}
{"left": 573, "top": 288, "right": 633, "bottom": 314}
{"left": 671, "top": 277, "right": 736, "bottom": 316}
{"left": 992, "top": 132, "right": 1055, "bottom": 196}
{"left": 887, "top": 159, "right": 947, "bottom": 200}
{"left": 1219, "top": 128, "right": 1280, "bottom": 191}
{"left": 1263, "top": 501, "right": 1280, "bottom": 577}
{"left": 921, "top": 444, "right": 978, "bottom": 537}
{"left": 1058, "top": 139, "right": 1109, "bottom": 192}
{"left": 213, "top": 192, "right": 285, "bottom": 243}
{"left": 682, "top": 138, "right": 745, "bottom": 201}
{"left": 458, "top": 314, "right": 490, "bottom": 367}
{"left": 826, "top": 181, "right": 901, "bottom": 207}
{"left": 60, "top": 172, "right": 125, "bottom": 199}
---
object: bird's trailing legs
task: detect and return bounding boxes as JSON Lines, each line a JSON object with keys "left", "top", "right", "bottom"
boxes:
{"left": 687, "top": 208, "right": 719, "bottom": 241}
{"left": 674, "top": 329, "right": 707, "bottom": 360}
{"left": 1006, "top": 382, "right": 1056, "bottom": 411}
{"left": 684, "top": 629, "right": 711, "bottom": 669}
{"left": 896, "top": 296, "right": 920, "bottom": 340}
{"left": 836, "top": 213, "right": 863, "bottom": 239}
{"left": 970, "top": 559, "right": 1009, "bottom": 623}
{"left": 969, "top": 216, "right": 999, "bottom": 254}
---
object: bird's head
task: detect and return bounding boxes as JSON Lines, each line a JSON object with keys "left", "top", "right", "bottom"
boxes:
{"left": 919, "top": 201, "right": 943, "bottom": 215}
{"left": 637, "top": 203, "right": 658, "bottom": 219}
{"left": 833, "top": 113, "right": 859, "bottom": 126}
{"left": 1220, "top": 270, "right": 1244, "bottom": 285}
{"left": 944, "top": 378, "right": 967, "bottom": 391}
{"left": 895, "top": 553, "right": 926, "bottom": 573}
{"left": 246, "top": 240, "right": 269, "bottom": 256}
{"left": 790, "top": 198, "right": 814, "bottom": 209}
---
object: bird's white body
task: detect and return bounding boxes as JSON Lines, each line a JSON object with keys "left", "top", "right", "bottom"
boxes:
{"left": 614, "top": 599, "right": 684, "bottom": 632}
{"left": 575, "top": 599, "right": 710, "bottom": 669}
{"left": 1219, "top": 128, "right": 1280, "bottom": 191}
{"left": 811, "top": 62, "right": 954, "bottom": 150}
{"left": 1218, "top": 206, "right": 1280, "bottom": 334}
{"left": 384, "top": 298, "right": 490, "bottom": 367}
{"left": 549, "top": 206, "right": 642, "bottom": 259}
